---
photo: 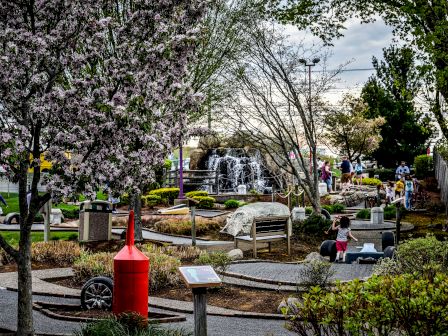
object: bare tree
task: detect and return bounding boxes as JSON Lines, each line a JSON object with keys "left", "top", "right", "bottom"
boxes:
{"left": 223, "top": 27, "right": 342, "bottom": 212}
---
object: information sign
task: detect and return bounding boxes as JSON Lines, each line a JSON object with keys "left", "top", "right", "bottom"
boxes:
{"left": 178, "top": 266, "right": 222, "bottom": 288}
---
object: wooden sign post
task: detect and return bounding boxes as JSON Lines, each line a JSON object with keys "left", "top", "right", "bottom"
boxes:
{"left": 178, "top": 266, "right": 222, "bottom": 336}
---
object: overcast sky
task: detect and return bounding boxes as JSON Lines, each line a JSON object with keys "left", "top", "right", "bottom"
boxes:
{"left": 284, "top": 18, "right": 395, "bottom": 105}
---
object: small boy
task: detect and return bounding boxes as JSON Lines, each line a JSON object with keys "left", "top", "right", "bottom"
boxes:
{"left": 395, "top": 178, "right": 404, "bottom": 198}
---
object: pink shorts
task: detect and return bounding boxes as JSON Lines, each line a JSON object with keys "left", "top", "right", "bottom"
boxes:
{"left": 336, "top": 240, "right": 348, "bottom": 252}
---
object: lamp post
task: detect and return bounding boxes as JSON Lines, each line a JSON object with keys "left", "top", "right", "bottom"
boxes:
{"left": 179, "top": 137, "right": 184, "bottom": 199}
{"left": 298, "top": 58, "right": 320, "bottom": 176}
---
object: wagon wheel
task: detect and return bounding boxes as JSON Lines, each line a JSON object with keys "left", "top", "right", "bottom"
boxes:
{"left": 80, "top": 276, "right": 113, "bottom": 311}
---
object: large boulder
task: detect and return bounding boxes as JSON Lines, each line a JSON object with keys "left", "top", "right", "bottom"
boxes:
{"left": 189, "top": 148, "right": 206, "bottom": 171}
{"left": 227, "top": 249, "right": 244, "bottom": 260}
{"left": 221, "top": 202, "right": 290, "bottom": 237}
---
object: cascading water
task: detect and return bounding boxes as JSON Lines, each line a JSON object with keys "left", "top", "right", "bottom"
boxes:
{"left": 204, "top": 148, "right": 269, "bottom": 194}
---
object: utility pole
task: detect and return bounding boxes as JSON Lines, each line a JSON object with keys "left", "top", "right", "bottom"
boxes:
{"left": 298, "top": 58, "right": 320, "bottom": 177}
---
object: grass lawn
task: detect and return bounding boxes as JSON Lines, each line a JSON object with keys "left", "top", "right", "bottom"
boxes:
{"left": 0, "top": 231, "right": 78, "bottom": 247}
{"left": 1, "top": 192, "right": 107, "bottom": 216}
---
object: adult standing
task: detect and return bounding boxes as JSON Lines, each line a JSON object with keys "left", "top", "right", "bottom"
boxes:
{"left": 354, "top": 158, "right": 363, "bottom": 185}
{"left": 321, "top": 161, "right": 332, "bottom": 192}
{"left": 404, "top": 175, "right": 414, "bottom": 210}
{"left": 395, "top": 161, "right": 410, "bottom": 180}
{"left": 340, "top": 156, "right": 351, "bottom": 190}
{"left": 0, "top": 193, "right": 7, "bottom": 215}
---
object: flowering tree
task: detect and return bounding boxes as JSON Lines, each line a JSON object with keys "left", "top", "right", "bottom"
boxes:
{"left": 324, "top": 95, "right": 385, "bottom": 162}
{"left": 0, "top": 1, "right": 205, "bottom": 334}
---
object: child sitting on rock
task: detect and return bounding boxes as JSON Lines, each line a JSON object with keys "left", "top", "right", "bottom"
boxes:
{"left": 332, "top": 216, "right": 358, "bottom": 263}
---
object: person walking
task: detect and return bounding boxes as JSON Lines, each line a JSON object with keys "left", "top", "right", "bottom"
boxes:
{"left": 395, "top": 177, "right": 404, "bottom": 198}
{"left": 332, "top": 215, "right": 358, "bottom": 263}
{"left": 321, "top": 161, "right": 333, "bottom": 192}
{"left": 395, "top": 161, "right": 410, "bottom": 180}
{"left": 0, "top": 194, "right": 7, "bottom": 215}
{"left": 340, "top": 156, "right": 351, "bottom": 191}
{"left": 385, "top": 181, "right": 395, "bottom": 205}
{"left": 354, "top": 158, "right": 363, "bottom": 185}
{"left": 404, "top": 175, "right": 414, "bottom": 210}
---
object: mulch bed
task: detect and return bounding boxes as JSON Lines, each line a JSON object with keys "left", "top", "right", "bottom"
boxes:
{"left": 47, "top": 277, "right": 288, "bottom": 314}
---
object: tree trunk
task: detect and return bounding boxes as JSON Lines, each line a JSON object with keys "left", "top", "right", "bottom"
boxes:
{"left": 16, "top": 239, "right": 33, "bottom": 335}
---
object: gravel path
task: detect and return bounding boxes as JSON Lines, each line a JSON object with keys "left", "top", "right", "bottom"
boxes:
{"left": 226, "top": 262, "right": 373, "bottom": 285}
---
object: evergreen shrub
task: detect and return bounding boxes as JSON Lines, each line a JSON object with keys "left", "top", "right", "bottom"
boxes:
{"left": 224, "top": 199, "right": 240, "bottom": 209}
{"left": 191, "top": 196, "right": 215, "bottom": 209}
{"left": 414, "top": 154, "right": 433, "bottom": 179}
{"left": 148, "top": 188, "right": 179, "bottom": 202}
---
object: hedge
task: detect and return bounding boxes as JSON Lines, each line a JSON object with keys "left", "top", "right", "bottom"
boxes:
{"left": 224, "top": 199, "right": 240, "bottom": 209}
{"left": 148, "top": 188, "right": 179, "bottom": 202}
{"left": 191, "top": 196, "right": 215, "bottom": 209}
{"left": 368, "top": 168, "right": 395, "bottom": 181}
{"left": 414, "top": 154, "right": 433, "bottom": 179}
{"left": 185, "top": 190, "right": 209, "bottom": 198}
{"left": 141, "top": 195, "right": 162, "bottom": 208}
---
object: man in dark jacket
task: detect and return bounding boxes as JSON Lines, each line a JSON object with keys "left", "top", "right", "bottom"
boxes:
{"left": 340, "top": 156, "right": 352, "bottom": 190}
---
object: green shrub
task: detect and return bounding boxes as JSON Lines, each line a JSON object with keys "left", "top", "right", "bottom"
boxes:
{"left": 414, "top": 154, "right": 433, "bottom": 179}
{"left": 368, "top": 168, "right": 395, "bottom": 181}
{"left": 195, "top": 251, "right": 232, "bottom": 274}
{"left": 305, "top": 207, "right": 312, "bottom": 215}
{"left": 356, "top": 208, "right": 371, "bottom": 219}
{"left": 331, "top": 203, "right": 345, "bottom": 213}
{"left": 224, "top": 199, "right": 240, "bottom": 209}
{"left": 59, "top": 207, "right": 80, "bottom": 219}
{"left": 283, "top": 273, "right": 448, "bottom": 336}
{"left": 293, "top": 214, "right": 332, "bottom": 235}
{"left": 120, "top": 193, "right": 130, "bottom": 205}
{"left": 148, "top": 188, "right": 180, "bottom": 202}
{"left": 353, "top": 177, "right": 382, "bottom": 186}
{"left": 298, "top": 260, "right": 335, "bottom": 290}
{"left": 192, "top": 196, "right": 215, "bottom": 209}
{"left": 383, "top": 205, "right": 396, "bottom": 220}
{"left": 321, "top": 205, "right": 334, "bottom": 214}
{"left": 141, "top": 194, "right": 162, "bottom": 208}
{"left": 185, "top": 190, "right": 208, "bottom": 198}
{"left": 75, "top": 315, "right": 192, "bottom": 336}
{"left": 374, "top": 235, "right": 448, "bottom": 278}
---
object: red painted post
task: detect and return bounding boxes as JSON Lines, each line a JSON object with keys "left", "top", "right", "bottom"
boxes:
{"left": 113, "top": 210, "right": 150, "bottom": 317}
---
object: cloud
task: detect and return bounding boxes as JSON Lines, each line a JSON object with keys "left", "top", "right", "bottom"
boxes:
{"left": 283, "top": 18, "right": 394, "bottom": 103}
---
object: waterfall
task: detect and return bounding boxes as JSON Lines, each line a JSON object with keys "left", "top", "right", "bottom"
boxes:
{"left": 204, "top": 148, "right": 269, "bottom": 194}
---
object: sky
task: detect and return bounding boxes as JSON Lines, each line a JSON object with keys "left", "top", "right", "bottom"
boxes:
{"left": 284, "top": 18, "right": 395, "bottom": 105}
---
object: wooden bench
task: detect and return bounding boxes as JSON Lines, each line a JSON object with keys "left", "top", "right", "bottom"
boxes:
{"left": 234, "top": 216, "right": 291, "bottom": 258}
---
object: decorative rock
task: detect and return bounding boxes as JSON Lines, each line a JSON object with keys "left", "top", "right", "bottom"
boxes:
{"left": 237, "top": 185, "right": 247, "bottom": 195}
{"left": 305, "top": 252, "right": 327, "bottom": 263}
{"left": 50, "top": 208, "right": 63, "bottom": 225}
{"left": 189, "top": 148, "right": 206, "bottom": 171}
{"left": 318, "top": 182, "right": 328, "bottom": 196}
{"left": 277, "top": 297, "right": 300, "bottom": 314}
{"left": 227, "top": 249, "right": 244, "bottom": 260}
{"left": 370, "top": 207, "right": 384, "bottom": 225}
{"left": 221, "top": 202, "right": 290, "bottom": 236}
{"left": 291, "top": 207, "right": 306, "bottom": 223}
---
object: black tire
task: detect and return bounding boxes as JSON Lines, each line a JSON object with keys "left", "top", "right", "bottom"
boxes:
{"left": 81, "top": 276, "right": 114, "bottom": 310}
{"left": 320, "top": 240, "right": 337, "bottom": 261}
{"left": 119, "top": 230, "right": 127, "bottom": 240}
{"left": 4, "top": 213, "right": 20, "bottom": 225}
{"left": 382, "top": 231, "right": 395, "bottom": 251}
{"left": 383, "top": 246, "right": 396, "bottom": 259}
{"left": 321, "top": 209, "right": 331, "bottom": 220}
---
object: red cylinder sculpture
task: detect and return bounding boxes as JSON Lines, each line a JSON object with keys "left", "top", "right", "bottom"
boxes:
{"left": 113, "top": 210, "right": 149, "bottom": 317}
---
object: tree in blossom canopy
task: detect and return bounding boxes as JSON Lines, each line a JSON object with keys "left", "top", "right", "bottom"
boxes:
{"left": 0, "top": 1, "right": 206, "bottom": 334}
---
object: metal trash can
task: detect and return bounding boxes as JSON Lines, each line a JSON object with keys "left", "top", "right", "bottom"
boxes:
{"left": 78, "top": 200, "right": 112, "bottom": 242}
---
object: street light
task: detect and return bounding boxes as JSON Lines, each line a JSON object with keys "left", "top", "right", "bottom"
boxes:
{"left": 298, "top": 58, "right": 320, "bottom": 175}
